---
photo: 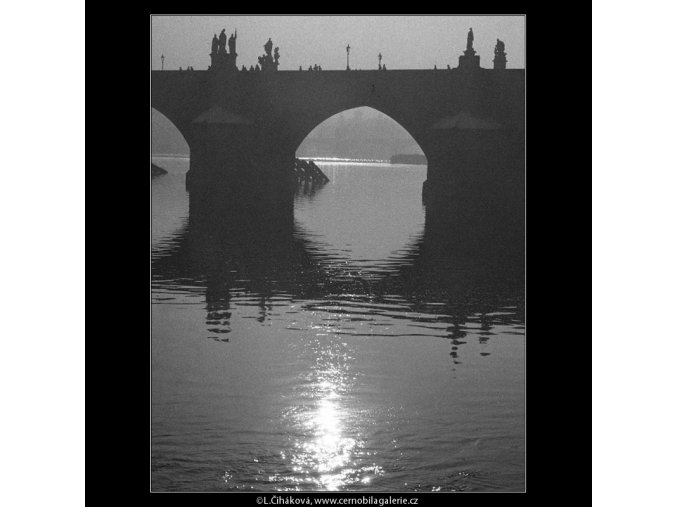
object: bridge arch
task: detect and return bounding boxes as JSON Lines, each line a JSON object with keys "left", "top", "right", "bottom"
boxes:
{"left": 292, "top": 107, "right": 429, "bottom": 269}
{"left": 294, "top": 106, "right": 427, "bottom": 164}
{"left": 151, "top": 108, "right": 190, "bottom": 158}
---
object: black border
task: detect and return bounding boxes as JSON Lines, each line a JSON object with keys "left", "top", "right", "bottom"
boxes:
{"left": 87, "top": 7, "right": 591, "bottom": 503}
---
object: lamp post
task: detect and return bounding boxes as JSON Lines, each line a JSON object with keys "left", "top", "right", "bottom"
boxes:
{"left": 378, "top": 52, "right": 382, "bottom": 69}
{"left": 161, "top": 54, "right": 165, "bottom": 70}
{"left": 346, "top": 44, "right": 350, "bottom": 70}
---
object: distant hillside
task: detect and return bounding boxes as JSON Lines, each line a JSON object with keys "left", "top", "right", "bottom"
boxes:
{"left": 297, "top": 108, "right": 424, "bottom": 161}
{"left": 390, "top": 154, "right": 428, "bottom": 165}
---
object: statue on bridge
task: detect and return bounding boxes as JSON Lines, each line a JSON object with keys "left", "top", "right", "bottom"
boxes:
{"left": 228, "top": 30, "right": 237, "bottom": 56}
{"left": 218, "top": 29, "right": 228, "bottom": 54}
{"left": 458, "top": 27, "right": 480, "bottom": 69}
{"left": 493, "top": 38, "right": 507, "bottom": 69}
{"left": 258, "top": 38, "right": 279, "bottom": 71}
{"left": 211, "top": 34, "right": 218, "bottom": 55}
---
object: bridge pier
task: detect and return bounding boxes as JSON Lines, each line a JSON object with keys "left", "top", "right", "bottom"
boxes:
{"left": 421, "top": 128, "right": 525, "bottom": 256}
{"left": 184, "top": 124, "right": 297, "bottom": 222}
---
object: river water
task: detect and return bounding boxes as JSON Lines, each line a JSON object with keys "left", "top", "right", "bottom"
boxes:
{"left": 151, "top": 156, "right": 525, "bottom": 492}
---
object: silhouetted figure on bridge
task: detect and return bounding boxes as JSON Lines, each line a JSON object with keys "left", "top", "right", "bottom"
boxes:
{"left": 274, "top": 47, "right": 280, "bottom": 66}
{"left": 264, "top": 38, "right": 273, "bottom": 57}
{"left": 211, "top": 34, "right": 218, "bottom": 54}
{"left": 467, "top": 28, "right": 474, "bottom": 51}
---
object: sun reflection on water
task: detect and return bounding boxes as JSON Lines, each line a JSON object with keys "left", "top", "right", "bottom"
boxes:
{"left": 282, "top": 338, "right": 383, "bottom": 490}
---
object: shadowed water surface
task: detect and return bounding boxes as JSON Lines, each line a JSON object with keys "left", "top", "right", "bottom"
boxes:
{"left": 151, "top": 157, "right": 525, "bottom": 492}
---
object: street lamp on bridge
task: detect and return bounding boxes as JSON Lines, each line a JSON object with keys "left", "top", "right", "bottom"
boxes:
{"left": 378, "top": 52, "right": 382, "bottom": 69}
{"left": 346, "top": 44, "right": 350, "bottom": 70}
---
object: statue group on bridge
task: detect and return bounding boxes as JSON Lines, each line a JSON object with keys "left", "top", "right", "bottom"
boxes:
{"left": 257, "top": 38, "right": 280, "bottom": 72}
{"left": 209, "top": 28, "right": 238, "bottom": 71}
{"left": 212, "top": 29, "right": 237, "bottom": 55}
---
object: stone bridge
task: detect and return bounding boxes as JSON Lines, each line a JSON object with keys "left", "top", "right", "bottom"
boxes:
{"left": 151, "top": 35, "right": 524, "bottom": 244}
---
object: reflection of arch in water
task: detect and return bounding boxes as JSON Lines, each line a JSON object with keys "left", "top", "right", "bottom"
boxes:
{"left": 152, "top": 218, "right": 322, "bottom": 343}
{"left": 372, "top": 217, "right": 525, "bottom": 363}
{"left": 152, "top": 209, "right": 524, "bottom": 360}
{"left": 151, "top": 217, "right": 334, "bottom": 304}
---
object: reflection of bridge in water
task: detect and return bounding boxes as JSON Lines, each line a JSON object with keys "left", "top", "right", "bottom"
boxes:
{"left": 152, "top": 200, "right": 524, "bottom": 363}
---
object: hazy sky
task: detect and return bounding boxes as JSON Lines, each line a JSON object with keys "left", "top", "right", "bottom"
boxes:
{"left": 151, "top": 15, "right": 525, "bottom": 71}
